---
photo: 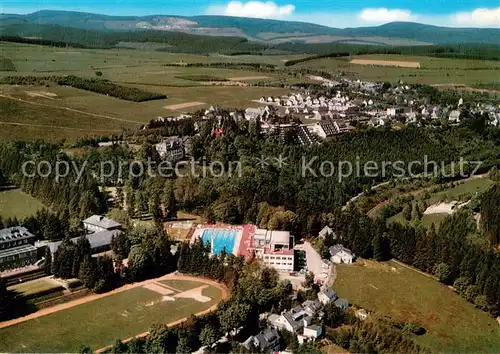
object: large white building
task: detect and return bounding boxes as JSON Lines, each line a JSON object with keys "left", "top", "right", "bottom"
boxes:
{"left": 253, "top": 229, "right": 294, "bottom": 271}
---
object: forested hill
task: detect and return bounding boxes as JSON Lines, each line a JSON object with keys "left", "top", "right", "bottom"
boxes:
{"left": 1, "top": 10, "right": 499, "bottom": 45}
{"left": 2, "top": 23, "right": 500, "bottom": 59}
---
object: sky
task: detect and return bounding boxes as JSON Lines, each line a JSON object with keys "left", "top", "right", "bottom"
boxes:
{"left": 2, "top": 0, "right": 499, "bottom": 28}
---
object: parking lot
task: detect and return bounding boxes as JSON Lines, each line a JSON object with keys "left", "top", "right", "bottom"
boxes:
{"left": 279, "top": 241, "right": 331, "bottom": 289}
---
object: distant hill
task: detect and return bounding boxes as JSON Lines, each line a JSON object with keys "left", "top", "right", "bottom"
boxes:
{"left": 1, "top": 10, "right": 499, "bottom": 45}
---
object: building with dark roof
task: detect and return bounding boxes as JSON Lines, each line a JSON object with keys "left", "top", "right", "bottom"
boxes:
{"left": 83, "top": 215, "right": 122, "bottom": 233}
{"left": 35, "top": 230, "right": 122, "bottom": 255}
{"left": 0, "top": 227, "right": 37, "bottom": 271}
{"left": 244, "top": 328, "right": 280, "bottom": 352}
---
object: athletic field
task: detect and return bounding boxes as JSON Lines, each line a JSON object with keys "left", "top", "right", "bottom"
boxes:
{"left": 0, "top": 275, "right": 227, "bottom": 353}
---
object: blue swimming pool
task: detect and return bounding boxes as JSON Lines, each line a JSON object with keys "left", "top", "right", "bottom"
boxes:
{"left": 201, "top": 228, "right": 237, "bottom": 255}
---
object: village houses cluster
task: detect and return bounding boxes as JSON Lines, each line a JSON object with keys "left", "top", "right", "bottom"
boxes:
{"left": 143, "top": 78, "right": 500, "bottom": 159}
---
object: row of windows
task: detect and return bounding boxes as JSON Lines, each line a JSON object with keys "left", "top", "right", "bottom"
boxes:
{"left": 267, "top": 262, "right": 293, "bottom": 266}
{"left": 0, "top": 239, "right": 29, "bottom": 249}
{"left": 0, "top": 252, "right": 36, "bottom": 262}
{"left": 264, "top": 255, "right": 293, "bottom": 261}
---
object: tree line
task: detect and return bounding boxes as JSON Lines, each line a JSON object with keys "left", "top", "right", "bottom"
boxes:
{"left": 0, "top": 76, "right": 166, "bottom": 102}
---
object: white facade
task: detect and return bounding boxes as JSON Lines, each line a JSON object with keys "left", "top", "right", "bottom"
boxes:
{"left": 270, "top": 314, "right": 295, "bottom": 332}
{"left": 262, "top": 253, "right": 294, "bottom": 271}
{"left": 317, "top": 288, "right": 336, "bottom": 305}
{"left": 303, "top": 325, "right": 322, "bottom": 339}
{"left": 331, "top": 251, "right": 353, "bottom": 264}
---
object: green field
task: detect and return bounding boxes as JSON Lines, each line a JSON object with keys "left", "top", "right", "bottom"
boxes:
{"left": 388, "top": 212, "right": 449, "bottom": 230}
{"left": 0, "top": 189, "right": 46, "bottom": 219}
{"left": 159, "top": 279, "right": 204, "bottom": 292}
{"left": 425, "top": 177, "right": 495, "bottom": 204}
{"left": 334, "top": 260, "right": 500, "bottom": 352}
{"left": 8, "top": 278, "right": 62, "bottom": 297}
{"left": 294, "top": 54, "right": 500, "bottom": 86}
{"left": 0, "top": 42, "right": 293, "bottom": 141}
{"left": 0, "top": 280, "right": 223, "bottom": 352}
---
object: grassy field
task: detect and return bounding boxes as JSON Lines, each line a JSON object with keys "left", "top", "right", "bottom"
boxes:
{"left": 0, "top": 93, "right": 141, "bottom": 142}
{"left": 334, "top": 260, "right": 500, "bottom": 352}
{"left": 0, "top": 189, "right": 45, "bottom": 219}
{"left": 159, "top": 279, "right": 203, "bottom": 292}
{"left": 0, "top": 42, "right": 293, "bottom": 141}
{"left": 8, "top": 278, "right": 62, "bottom": 297}
{"left": 295, "top": 54, "right": 500, "bottom": 86}
{"left": 424, "top": 177, "right": 495, "bottom": 204}
{"left": 0, "top": 280, "right": 223, "bottom": 352}
{"left": 388, "top": 212, "right": 449, "bottom": 230}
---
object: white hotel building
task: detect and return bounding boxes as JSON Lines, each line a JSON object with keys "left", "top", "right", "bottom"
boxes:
{"left": 253, "top": 229, "right": 294, "bottom": 271}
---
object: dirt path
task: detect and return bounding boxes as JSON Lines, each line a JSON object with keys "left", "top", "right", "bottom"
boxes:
{"left": 0, "top": 273, "right": 228, "bottom": 331}
{"left": 0, "top": 94, "right": 140, "bottom": 125}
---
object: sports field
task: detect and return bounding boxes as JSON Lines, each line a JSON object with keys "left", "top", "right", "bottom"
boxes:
{"left": 0, "top": 188, "right": 46, "bottom": 219}
{"left": 0, "top": 275, "right": 227, "bottom": 353}
{"left": 334, "top": 260, "right": 500, "bottom": 353}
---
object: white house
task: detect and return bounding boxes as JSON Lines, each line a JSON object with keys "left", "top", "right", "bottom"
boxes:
{"left": 83, "top": 215, "right": 121, "bottom": 234}
{"left": 318, "top": 226, "right": 333, "bottom": 240}
{"left": 302, "top": 325, "right": 322, "bottom": 340}
{"left": 329, "top": 244, "right": 355, "bottom": 264}
{"left": 449, "top": 110, "right": 461, "bottom": 123}
{"left": 317, "top": 287, "right": 336, "bottom": 305}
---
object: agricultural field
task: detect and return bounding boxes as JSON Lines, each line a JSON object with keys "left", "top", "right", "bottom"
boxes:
{"left": 0, "top": 42, "right": 298, "bottom": 82}
{"left": 0, "top": 42, "right": 294, "bottom": 141}
{"left": 0, "top": 188, "right": 46, "bottom": 219}
{"left": 334, "top": 260, "right": 500, "bottom": 352}
{"left": 294, "top": 54, "right": 500, "bottom": 86}
{"left": 0, "top": 276, "right": 225, "bottom": 352}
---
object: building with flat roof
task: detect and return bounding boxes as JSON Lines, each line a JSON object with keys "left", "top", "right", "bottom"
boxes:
{"left": 191, "top": 224, "right": 295, "bottom": 272}
{"left": 0, "top": 227, "right": 37, "bottom": 271}
{"left": 35, "top": 230, "right": 122, "bottom": 255}
{"left": 252, "top": 228, "right": 293, "bottom": 271}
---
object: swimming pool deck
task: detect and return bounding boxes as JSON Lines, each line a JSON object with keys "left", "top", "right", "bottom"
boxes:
{"left": 191, "top": 224, "right": 253, "bottom": 256}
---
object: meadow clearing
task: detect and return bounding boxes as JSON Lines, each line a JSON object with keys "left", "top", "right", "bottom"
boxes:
{"left": 0, "top": 188, "right": 46, "bottom": 219}
{"left": 295, "top": 54, "right": 500, "bottom": 86}
{"left": 0, "top": 42, "right": 294, "bottom": 141}
{"left": 334, "top": 259, "right": 500, "bottom": 353}
{"left": 0, "top": 276, "right": 225, "bottom": 352}
{"left": 384, "top": 177, "right": 494, "bottom": 229}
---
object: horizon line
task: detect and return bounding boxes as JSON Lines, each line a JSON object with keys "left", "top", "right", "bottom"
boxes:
{"left": 2, "top": 8, "right": 499, "bottom": 30}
